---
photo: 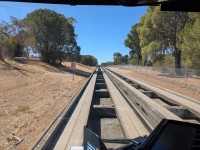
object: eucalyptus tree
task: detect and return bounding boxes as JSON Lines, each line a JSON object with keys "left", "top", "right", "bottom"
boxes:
{"left": 25, "top": 9, "right": 78, "bottom": 64}
{"left": 152, "top": 6, "right": 188, "bottom": 70}
{"left": 80, "top": 55, "right": 98, "bottom": 66}
{"left": 124, "top": 23, "right": 142, "bottom": 65}
{"left": 178, "top": 12, "right": 200, "bottom": 68}
{"left": 113, "top": 52, "right": 123, "bottom": 64}
{"left": 123, "top": 55, "right": 129, "bottom": 64}
{"left": 113, "top": 52, "right": 129, "bottom": 65}
{"left": 0, "top": 17, "right": 26, "bottom": 61}
{"left": 137, "top": 6, "right": 161, "bottom": 65}
{"left": 137, "top": 6, "right": 188, "bottom": 71}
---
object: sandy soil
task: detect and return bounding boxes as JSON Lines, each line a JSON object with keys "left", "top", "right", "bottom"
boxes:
{"left": 127, "top": 66, "right": 200, "bottom": 90}
{"left": 110, "top": 68, "right": 200, "bottom": 101}
{"left": 0, "top": 58, "right": 94, "bottom": 150}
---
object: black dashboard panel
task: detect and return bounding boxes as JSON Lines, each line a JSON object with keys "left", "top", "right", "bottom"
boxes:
{"left": 139, "top": 119, "right": 200, "bottom": 150}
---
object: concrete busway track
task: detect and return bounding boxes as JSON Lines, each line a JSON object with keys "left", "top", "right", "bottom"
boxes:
{"left": 105, "top": 68, "right": 200, "bottom": 127}
{"left": 33, "top": 67, "right": 199, "bottom": 150}
{"left": 54, "top": 68, "right": 152, "bottom": 150}
{"left": 102, "top": 69, "right": 149, "bottom": 139}
{"left": 37, "top": 68, "right": 153, "bottom": 150}
{"left": 53, "top": 69, "right": 97, "bottom": 150}
{"left": 107, "top": 68, "right": 200, "bottom": 120}
{"left": 104, "top": 68, "right": 182, "bottom": 129}
{"left": 107, "top": 69, "right": 200, "bottom": 116}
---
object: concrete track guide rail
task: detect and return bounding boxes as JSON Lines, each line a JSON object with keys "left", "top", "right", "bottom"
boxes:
{"left": 104, "top": 68, "right": 182, "bottom": 129}
{"left": 32, "top": 69, "right": 96, "bottom": 150}
{"left": 54, "top": 68, "right": 151, "bottom": 150}
{"left": 54, "top": 70, "right": 97, "bottom": 149}
{"left": 106, "top": 68, "right": 200, "bottom": 125}
{"left": 102, "top": 71, "right": 149, "bottom": 138}
{"left": 107, "top": 68, "right": 200, "bottom": 117}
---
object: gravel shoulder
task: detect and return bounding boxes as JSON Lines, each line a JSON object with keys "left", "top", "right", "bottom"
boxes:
{"left": 0, "top": 59, "right": 94, "bottom": 150}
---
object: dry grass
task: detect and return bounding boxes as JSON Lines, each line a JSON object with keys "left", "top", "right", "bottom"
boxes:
{"left": 0, "top": 59, "right": 95, "bottom": 150}
{"left": 16, "top": 105, "right": 31, "bottom": 113}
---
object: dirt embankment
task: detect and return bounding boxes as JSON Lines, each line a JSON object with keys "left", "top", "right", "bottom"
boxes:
{"left": 0, "top": 59, "right": 94, "bottom": 150}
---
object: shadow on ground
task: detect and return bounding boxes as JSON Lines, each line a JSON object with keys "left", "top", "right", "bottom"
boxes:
{"left": 52, "top": 63, "right": 92, "bottom": 78}
{"left": 0, "top": 61, "right": 29, "bottom": 76}
{"left": 1, "top": 58, "right": 93, "bottom": 78}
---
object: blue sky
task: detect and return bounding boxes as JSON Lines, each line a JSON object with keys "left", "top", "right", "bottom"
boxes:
{"left": 0, "top": 2, "right": 147, "bottom": 64}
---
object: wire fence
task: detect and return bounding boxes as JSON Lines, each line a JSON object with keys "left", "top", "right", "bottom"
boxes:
{"left": 109, "top": 65, "right": 200, "bottom": 91}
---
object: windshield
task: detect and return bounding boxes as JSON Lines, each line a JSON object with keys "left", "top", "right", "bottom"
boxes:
{"left": 0, "top": 1, "right": 200, "bottom": 150}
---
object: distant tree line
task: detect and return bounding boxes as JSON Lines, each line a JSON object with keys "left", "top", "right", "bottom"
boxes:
{"left": 101, "top": 61, "right": 114, "bottom": 67}
{"left": 80, "top": 55, "right": 98, "bottom": 66}
{"left": 101, "top": 52, "right": 129, "bottom": 66}
{"left": 113, "top": 52, "right": 129, "bottom": 65}
{"left": 0, "top": 9, "right": 98, "bottom": 66}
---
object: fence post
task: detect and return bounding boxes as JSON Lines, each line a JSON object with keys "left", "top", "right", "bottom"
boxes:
{"left": 185, "top": 62, "right": 187, "bottom": 86}
{"left": 166, "top": 67, "right": 167, "bottom": 82}
{"left": 146, "top": 66, "right": 147, "bottom": 76}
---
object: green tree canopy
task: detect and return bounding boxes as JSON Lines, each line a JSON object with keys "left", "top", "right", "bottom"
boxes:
{"left": 25, "top": 9, "right": 79, "bottom": 64}
{"left": 113, "top": 52, "right": 122, "bottom": 64}
{"left": 101, "top": 61, "right": 114, "bottom": 67}
{"left": 178, "top": 12, "right": 200, "bottom": 68}
{"left": 80, "top": 55, "right": 98, "bottom": 66}
{"left": 124, "top": 23, "right": 142, "bottom": 65}
{"left": 113, "top": 52, "right": 129, "bottom": 65}
{"left": 152, "top": 7, "right": 188, "bottom": 70}
{"left": 136, "top": 6, "right": 188, "bottom": 71}
{"left": 0, "top": 17, "right": 26, "bottom": 61}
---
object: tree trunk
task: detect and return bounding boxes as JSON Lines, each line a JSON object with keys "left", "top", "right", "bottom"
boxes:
{"left": 42, "top": 51, "right": 50, "bottom": 63}
{"left": 174, "top": 47, "right": 182, "bottom": 74}
{"left": 59, "top": 58, "right": 62, "bottom": 64}
{"left": 0, "top": 48, "right": 5, "bottom": 62}
{"left": 143, "top": 58, "right": 147, "bottom": 66}
{"left": 137, "top": 58, "right": 139, "bottom": 65}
